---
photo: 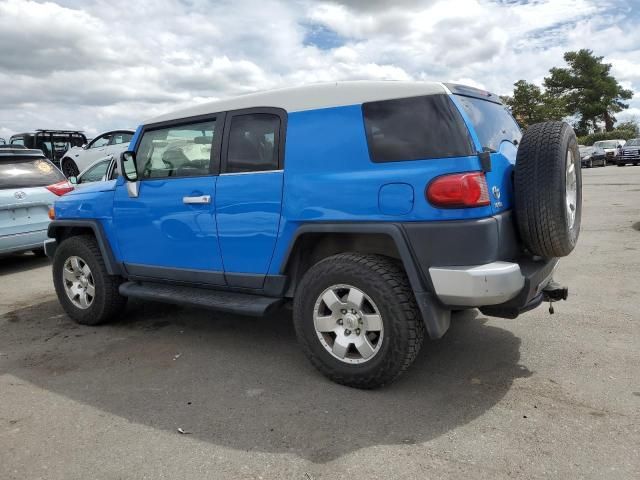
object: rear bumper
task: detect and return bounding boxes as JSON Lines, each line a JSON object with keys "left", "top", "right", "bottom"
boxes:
{"left": 430, "top": 261, "right": 526, "bottom": 306}
{"left": 44, "top": 238, "right": 58, "bottom": 258}
{"left": 401, "top": 211, "right": 561, "bottom": 318}
{"left": 0, "top": 229, "right": 48, "bottom": 254}
{"left": 430, "top": 258, "right": 557, "bottom": 311}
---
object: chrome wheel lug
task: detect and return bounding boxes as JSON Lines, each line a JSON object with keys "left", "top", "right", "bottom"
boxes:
{"left": 344, "top": 329, "right": 351, "bottom": 336}
{"left": 341, "top": 309, "right": 347, "bottom": 314}
{"left": 355, "top": 328, "right": 361, "bottom": 335}
{"left": 337, "top": 319, "right": 343, "bottom": 325}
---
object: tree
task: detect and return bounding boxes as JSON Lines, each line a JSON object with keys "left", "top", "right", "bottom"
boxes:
{"left": 615, "top": 120, "right": 639, "bottom": 136}
{"left": 502, "top": 80, "right": 567, "bottom": 128}
{"left": 544, "top": 49, "right": 633, "bottom": 133}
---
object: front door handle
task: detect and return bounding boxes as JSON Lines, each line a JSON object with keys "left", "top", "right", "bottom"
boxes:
{"left": 183, "top": 195, "right": 211, "bottom": 204}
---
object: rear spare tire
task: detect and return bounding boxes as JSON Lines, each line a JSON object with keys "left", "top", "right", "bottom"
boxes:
{"left": 514, "top": 121, "right": 581, "bottom": 258}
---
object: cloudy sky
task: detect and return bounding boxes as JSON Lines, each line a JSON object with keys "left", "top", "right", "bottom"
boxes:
{"left": 1, "top": 0, "right": 639, "bottom": 140}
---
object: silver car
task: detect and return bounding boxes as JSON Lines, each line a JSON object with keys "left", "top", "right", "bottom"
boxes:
{"left": 0, "top": 148, "right": 73, "bottom": 256}
{"left": 60, "top": 129, "right": 133, "bottom": 178}
{"left": 69, "top": 156, "right": 118, "bottom": 188}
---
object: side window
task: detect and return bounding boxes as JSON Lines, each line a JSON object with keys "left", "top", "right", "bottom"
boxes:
{"left": 225, "top": 114, "right": 280, "bottom": 173}
{"left": 135, "top": 119, "right": 217, "bottom": 179}
{"left": 11, "top": 138, "right": 24, "bottom": 146}
{"left": 90, "top": 134, "right": 111, "bottom": 149}
{"left": 110, "top": 132, "right": 133, "bottom": 145}
{"left": 362, "top": 94, "right": 475, "bottom": 162}
{"left": 79, "top": 160, "right": 110, "bottom": 183}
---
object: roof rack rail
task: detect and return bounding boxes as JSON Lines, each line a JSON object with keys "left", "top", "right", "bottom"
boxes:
{"left": 35, "top": 129, "right": 85, "bottom": 134}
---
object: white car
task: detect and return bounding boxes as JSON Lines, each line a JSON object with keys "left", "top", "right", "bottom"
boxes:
{"left": 60, "top": 129, "right": 133, "bottom": 178}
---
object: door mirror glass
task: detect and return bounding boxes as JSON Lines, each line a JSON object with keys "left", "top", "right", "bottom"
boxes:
{"left": 68, "top": 176, "right": 78, "bottom": 184}
{"left": 120, "top": 151, "right": 138, "bottom": 182}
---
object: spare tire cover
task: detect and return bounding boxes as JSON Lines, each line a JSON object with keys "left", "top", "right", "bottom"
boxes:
{"left": 514, "top": 121, "right": 582, "bottom": 258}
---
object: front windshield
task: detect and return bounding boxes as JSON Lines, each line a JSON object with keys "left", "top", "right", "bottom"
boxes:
{"left": 594, "top": 141, "right": 618, "bottom": 149}
{"left": 625, "top": 138, "right": 640, "bottom": 146}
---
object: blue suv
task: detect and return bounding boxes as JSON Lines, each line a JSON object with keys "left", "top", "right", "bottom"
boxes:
{"left": 46, "top": 82, "right": 580, "bottom": 388}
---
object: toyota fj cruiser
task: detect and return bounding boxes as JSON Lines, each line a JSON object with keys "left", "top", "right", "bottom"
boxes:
{"left": 46, "top": 82, "right": 580, "bottom": 388}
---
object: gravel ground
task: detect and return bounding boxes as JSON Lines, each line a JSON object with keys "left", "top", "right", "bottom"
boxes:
{"left": 0, "top": 166, "right": 639, "bottom": 479}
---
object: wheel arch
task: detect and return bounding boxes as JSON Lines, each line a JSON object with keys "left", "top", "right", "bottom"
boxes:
{"left": 281, "top": 223, "right": 451, "bottom": 339}
{"left": 47, "top": 220, "right": 123, "bottom": 276}
{"left": 280, "top": 224, "right": 426, "bottom": 298}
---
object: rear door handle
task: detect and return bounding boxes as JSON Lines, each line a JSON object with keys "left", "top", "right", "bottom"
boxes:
{"left": 183, "top": 195, "right": 211, "bottom": 204}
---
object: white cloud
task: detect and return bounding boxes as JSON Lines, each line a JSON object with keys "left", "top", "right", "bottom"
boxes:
{"left": 0, "top": 0, "right": 639, "bottom": 140}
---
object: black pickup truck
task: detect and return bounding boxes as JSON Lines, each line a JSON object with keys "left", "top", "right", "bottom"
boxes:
{"left": 9, "top": 130, "right": 87, "bottom": 168}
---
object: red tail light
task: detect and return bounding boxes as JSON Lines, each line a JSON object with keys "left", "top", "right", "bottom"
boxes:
{"left": 426, "top": 172, "right": 490, "bottom": 208}
{"left": 46, "top": 180, "right": 74, "bottom": 196}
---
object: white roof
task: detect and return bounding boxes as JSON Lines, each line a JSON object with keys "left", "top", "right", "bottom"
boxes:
{"left": 145, "top": 81, "right": 447, "bottom": 124}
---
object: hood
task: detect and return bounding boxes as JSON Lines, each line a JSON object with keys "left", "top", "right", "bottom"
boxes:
{"left": 66, "top": 179, "right": 117, "bottom": 196}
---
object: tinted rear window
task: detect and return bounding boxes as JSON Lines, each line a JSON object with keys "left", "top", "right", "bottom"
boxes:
{"left": 362, "top": 94, "right": 475, "bottom": 162}
{"left": 455, "top": 95, "right": 521, "bottom": 152}
{"left": 0, "top": 157, "right": 64, "bottom": 189}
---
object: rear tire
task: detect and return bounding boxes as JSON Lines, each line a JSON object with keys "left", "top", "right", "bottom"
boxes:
{"left": 52, "top": 235, "right": 126, "bottom": 325}
{"left": 61, "top": 158, "right": 79, "bottom": 178}
{"left": 293, "top": 253, "right": 425, "bottom": 389}
{"left": 514, "top": 121, "right": 582, "bottom": 258}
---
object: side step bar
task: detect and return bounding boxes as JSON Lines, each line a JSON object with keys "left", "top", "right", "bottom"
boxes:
{"left": 119, "top": 281, "right": 283, "bottom": 317}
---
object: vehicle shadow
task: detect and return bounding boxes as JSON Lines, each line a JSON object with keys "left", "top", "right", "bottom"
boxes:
{"left": 0, "top": 252, "right": 50, "bottom": 276}
{"left": 0, "top": 300, "right": 530, "bottom": 463}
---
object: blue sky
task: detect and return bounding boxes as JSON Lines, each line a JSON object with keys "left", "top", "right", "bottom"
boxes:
{"left": 0, "top": 0, "right": 639, "bottom": 138}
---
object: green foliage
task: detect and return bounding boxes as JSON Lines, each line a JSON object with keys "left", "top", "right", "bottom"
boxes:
{"left": 615, "top": 120, "right": 639, "bottom": 136}
{"left": 544, "top": 49, "right": 633, "bottom": 133}
{"left": 577, "top": 128, "right": 638, "bottom": 146}
{"left": 503, "top": 80, "right": 568, "bottom": 128}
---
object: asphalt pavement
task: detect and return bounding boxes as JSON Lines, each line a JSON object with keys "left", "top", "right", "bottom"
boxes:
{"left": 0, "top": 166, "right": 639, "bottom": 479}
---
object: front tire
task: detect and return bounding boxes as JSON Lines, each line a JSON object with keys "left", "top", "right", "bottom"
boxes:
{"left": 52, "top": 235, "right": 126, "bottom": 325}
{"left": 61, "top": 158, "right": 80, "bottom": 178}
{"left": 293, "top": 253, "right": 425, "bottom": 389}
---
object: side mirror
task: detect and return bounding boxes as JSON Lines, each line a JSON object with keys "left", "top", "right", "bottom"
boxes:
{"left": 82, "top": 144, "right": 88, "bottom": 150}
{"left": 119, "top": 151, "right": 139, "bottom": 182}
{"left": 68, "top": 176, "right": 78, "bottom": 185}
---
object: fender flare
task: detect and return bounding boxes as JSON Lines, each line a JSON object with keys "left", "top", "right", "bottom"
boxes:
{"left": 280, "top": 223, "right": 451, "bottom": 339}
{"left": 47, "top": 219, "right": 123, "bottom": 276}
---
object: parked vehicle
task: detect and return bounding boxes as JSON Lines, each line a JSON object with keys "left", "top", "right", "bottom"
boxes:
{"left": 0, "top": 138, "right": 5, "bottom": 145}
{"left": 70, "top": 157, "right": 118, "bottom": 187}
{"left": 45, "top": 82, "right": 578, "bottom": 388}
{"left": 0, "top": 144, "right": 27, "bottom": 150}
{"left": 9, "top": 130, "right": 86, "bottom": 169}
{"left": 1, "top": 148, "right": 73, "bottom": 256}
{"left": 593, "top": 139, "right": 626, "bottom": 165}
{"left": 579, "top": 145, "right": 606, "bottom": 168}
{"left": 60, "top": 130, "right": 133, "bottom": 178}
{"left": 617, "top": 138, "right": 640, "bottom": 166}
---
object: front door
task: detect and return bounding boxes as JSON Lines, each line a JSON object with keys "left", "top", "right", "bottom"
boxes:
{"left": 215, "top": 108, "right": 286, "bottom": 289}
{"left": 113, "top": 115, "right": 226, "bottom": 285}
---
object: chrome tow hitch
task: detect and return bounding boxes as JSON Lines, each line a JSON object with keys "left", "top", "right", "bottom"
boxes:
{"left": 542, "top": 280, "right": 569, "bottom": 314}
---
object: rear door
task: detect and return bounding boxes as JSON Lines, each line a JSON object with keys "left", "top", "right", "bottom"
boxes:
{"left": 0, "top": 156, "right": 62, "bottom": 238}
{"left": 215, "top": 108, "right": 286, "bottom": 288}
{"left": 454, "top": 94, "right": 522, "bottom": 214}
